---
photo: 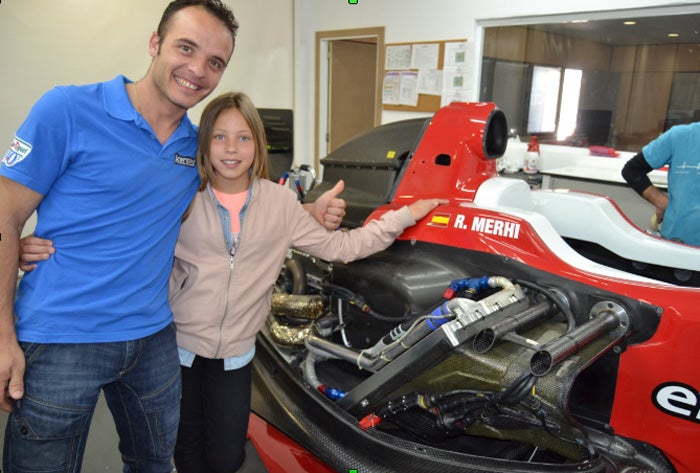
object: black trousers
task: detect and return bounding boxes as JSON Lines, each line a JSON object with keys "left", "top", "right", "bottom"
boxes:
{"left": 174, "top": 356, "right": 252, "bottom": 473}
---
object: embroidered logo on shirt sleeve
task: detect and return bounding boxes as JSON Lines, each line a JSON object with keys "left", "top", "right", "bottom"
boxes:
{"left": 3, "top": 137, "right": 33, "bottom": 167}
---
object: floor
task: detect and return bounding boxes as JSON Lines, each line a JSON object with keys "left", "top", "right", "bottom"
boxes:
{"left": 0, "top": 394, "right": 268, "bottom": 472}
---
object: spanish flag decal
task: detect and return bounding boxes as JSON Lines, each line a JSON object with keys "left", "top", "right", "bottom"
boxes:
{"left": 428, "top": 213, "right": 451, "bottom": 228}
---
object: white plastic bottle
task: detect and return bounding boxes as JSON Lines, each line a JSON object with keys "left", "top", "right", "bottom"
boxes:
{"left": 523, "top": 135, "right": 539, "bottom": 174}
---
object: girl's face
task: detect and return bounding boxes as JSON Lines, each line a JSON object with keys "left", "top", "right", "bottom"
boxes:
{"left": 208, "top": 107, "right": 255, "bottom": 193}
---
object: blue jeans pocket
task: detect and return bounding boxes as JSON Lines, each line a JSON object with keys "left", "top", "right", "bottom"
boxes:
{"left": 4, "top": 342, "right": 95, "bottom": 472}
{"left": 7, "top": 395, "right": 91, "bottom": 472}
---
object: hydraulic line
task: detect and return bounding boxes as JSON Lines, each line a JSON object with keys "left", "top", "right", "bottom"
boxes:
{"left": 306, "top": 314, "right": 451, "bottom": 372}
{"left": 514, "top": 279, "right": 575, "bottom": 334}
{"left": 323, "top": 282, "right": 413, "bottom": 322}
{"left": 443, "top": 275, "right": 514, "bottom": 300}
{"left": 303, "top": 339, "right": 347, "bottom": 400}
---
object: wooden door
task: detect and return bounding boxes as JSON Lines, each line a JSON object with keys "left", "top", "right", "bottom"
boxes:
{"left": 327, "top": 40, "right": 377, "bottom": 153}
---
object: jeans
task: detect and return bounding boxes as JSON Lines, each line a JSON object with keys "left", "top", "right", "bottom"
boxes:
{"left": 2, "top": 323, "right": 181, "bottom": 473}
{"left": 174, "top": 356, "right": 251, "bottom": 473}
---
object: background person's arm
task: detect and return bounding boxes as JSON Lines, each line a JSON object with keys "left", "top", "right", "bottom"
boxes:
{"left": 621, "top": 152, "right": 668, "bottom": 224}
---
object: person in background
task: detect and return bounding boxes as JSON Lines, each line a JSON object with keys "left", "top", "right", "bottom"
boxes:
{"left": 168, "top": 91, "right": 446, "bottom": 472}
{"left": 621, "top": 122, "right": 700, "bottom": 246}
{"left": 0, "top": 1, "right": 343, "bottom": 471}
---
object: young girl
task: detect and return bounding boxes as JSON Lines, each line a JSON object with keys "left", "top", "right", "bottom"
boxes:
{"left": 168, "top": 92, "right": 445, "bottom": 472}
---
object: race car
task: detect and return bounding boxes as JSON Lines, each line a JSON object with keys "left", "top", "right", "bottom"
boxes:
{"left": 248, "top": 102, "right": 700, "bottom": 473}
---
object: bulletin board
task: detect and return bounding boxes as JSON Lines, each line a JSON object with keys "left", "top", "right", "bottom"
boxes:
{"left": 382, "top": 39, "right": 468, "bottom": 113}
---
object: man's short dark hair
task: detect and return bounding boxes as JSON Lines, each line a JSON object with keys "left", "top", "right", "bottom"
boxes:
{"left": 158, "top": 0, "right": 239, "bottom": 50}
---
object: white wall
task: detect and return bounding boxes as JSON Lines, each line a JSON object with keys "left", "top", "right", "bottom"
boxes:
{"left": 293, "top": 0, "right": 700, "bottom": 170}
{"left": 0, "top": 0, "right": 293, "bottom": 147}
{"left": 4, "top": 1, "right": 700, "bottom": 175}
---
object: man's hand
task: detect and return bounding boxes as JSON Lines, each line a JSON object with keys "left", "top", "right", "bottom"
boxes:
{"left": 304, "top": 180, "right": 346, "bottom": 230}
{"left": 0, "top": 338, "right": 25, "bottom": 412}
{"left": 19, "top": 234, "right": 54, "bottom": 272}
{"left": 641, "top": 185, "right": 669, "bottom": 228}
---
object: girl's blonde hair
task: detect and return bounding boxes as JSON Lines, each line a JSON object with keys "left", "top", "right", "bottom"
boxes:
{"left": 196, "top": 91, "right": 270, "bottom": 191}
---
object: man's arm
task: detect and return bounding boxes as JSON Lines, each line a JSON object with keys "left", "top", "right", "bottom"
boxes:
{"left": 621, "top": 152, "right": 668, "bottom": 224}
{"left": 0, "top": 176, "right": 43, "bottom": 412}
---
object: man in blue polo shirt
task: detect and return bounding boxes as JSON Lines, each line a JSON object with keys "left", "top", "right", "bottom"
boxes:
{"left": 5, "top": 74, "right": 201, "bottom": 344}
{"left": 621, "top": 122, "right": 700, "bottom": 246}
{"left": 0, "top": 1, "right": 345, "bottom": 471}
{"left": 0, "top": 2, "right": 238, "bottom": 471}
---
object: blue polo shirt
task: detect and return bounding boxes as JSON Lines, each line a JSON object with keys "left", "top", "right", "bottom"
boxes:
{"left": 1, "top": 75, "right": 200, "bottom": 343}
{"left": 642, "top": 122, "right": 700, "bottom": 246}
